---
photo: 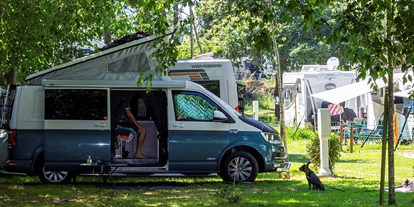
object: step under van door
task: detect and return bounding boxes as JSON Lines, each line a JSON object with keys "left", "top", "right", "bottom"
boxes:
{"left": 43, "top": 88, "right": 111, "bottom": 171}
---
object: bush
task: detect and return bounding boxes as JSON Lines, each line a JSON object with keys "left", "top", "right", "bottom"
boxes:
{"left": 305, "top": 132, "right": 341, "bottom": 172}
{"left": 258, "top": 95, "right": 274, "bottom": 109}
{"left": 287, "top": 127, "right": 317, "bottom": 140}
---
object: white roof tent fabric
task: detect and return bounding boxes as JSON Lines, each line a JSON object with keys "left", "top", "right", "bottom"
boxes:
{"left": 25, "top": 31, "right": 174, "bottom": 85}
{"left": 311, "top": 79, "right": 386, "bottom": 104}
{"left": 394, "top": 90, "right": 411, "bottom": 98}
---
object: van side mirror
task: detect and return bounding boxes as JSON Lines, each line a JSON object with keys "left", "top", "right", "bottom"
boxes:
{"left": 213, "top": 111, "right": 228, "bottom": 122}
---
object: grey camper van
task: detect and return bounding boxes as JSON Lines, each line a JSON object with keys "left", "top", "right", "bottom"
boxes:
{"left": 1, "top": 32, "right": 289, "bottom": 183}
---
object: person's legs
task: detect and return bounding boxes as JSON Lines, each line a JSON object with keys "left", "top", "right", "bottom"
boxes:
{"left": 135, "top": 129, "right": 147, "bottom": 158}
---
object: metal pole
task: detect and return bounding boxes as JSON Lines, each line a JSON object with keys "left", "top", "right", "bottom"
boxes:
{"left": 350, "top": 122, "right": 354, "bottom": 153}
{"left": 340, "top": 120, "right": 344, "bottom": 150}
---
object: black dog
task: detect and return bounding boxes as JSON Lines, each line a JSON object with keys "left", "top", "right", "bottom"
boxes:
{"left": 299, "top": 162, "right": 325, "bottom": 191}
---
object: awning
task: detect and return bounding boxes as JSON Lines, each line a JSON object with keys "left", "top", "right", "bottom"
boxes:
{"left": 394, "top": 90, "right": 411, "bottom": 98}
{"left": 311, "top": 79, "right": 386, "bottom": 104}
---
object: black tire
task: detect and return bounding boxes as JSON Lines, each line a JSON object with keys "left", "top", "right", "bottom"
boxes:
{"left": 220, "top": 151, "right": 259, "bottom": 183}
{"left": 37, "top": 164, "right": 72, "bottom": 184}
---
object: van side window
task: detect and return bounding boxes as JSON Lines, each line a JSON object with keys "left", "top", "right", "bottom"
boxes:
{"left": 173, "top": 91, "right": 218, "bottom": 121}
{"left": 45, "top": 89, "right": 107, "bottom": 120}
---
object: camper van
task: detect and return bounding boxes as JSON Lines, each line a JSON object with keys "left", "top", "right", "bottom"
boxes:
{"left": 283, "top": 65, "right": 359, "bottom": 128}
{"left": 168, "top": 56, "right": 245, "bottom": 114}
{"left": 2, "top": 79, "right": 288, "bottom": 183}
{"left": 1, "top": 32, "right": 289, "bottom": 183}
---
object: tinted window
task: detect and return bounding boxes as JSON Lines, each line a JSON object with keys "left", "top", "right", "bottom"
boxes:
{"left": 108, "top": 53, "right": 150, "bottom": 73}
{"left": 45, "top": 89, "right": 107, "bottom": 120}
{"left": 194, "top": 81, "right": 220, "bottom": 97}
{"left": 173, "top": 91, "right": 218, "bottom": 121}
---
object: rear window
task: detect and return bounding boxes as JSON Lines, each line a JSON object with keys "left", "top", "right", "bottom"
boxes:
{"left": 45, "top": 89, "right": 107, "bottom": 120}
{"left": 1, "top": 85, "right": 17, "bottom": 129}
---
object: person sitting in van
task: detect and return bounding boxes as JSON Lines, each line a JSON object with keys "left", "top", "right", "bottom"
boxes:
{"left": 118, "top": 104, "right": 147, "bottom": 159}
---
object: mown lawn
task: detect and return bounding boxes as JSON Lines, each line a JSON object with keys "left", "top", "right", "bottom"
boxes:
{"left": 1, "top": 139, "right": 414, "bottom": 206}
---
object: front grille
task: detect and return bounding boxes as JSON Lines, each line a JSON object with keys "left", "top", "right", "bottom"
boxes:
{"left": 272, "top": 152, "right": 285, "bottom": 159}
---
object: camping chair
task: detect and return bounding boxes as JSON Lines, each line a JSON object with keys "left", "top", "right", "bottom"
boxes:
{"left": 352, "top": 118, "right": 368, "bottom": 144}
{"left": 361, "top": 123, "right": 384, "bottom": 148}
{"left": 114, "top": 125, "right": 136, "bottom": 158}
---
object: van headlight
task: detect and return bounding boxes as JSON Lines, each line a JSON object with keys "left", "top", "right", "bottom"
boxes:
{"left": 261, "top": 132, "right": 282, "bottom": 145}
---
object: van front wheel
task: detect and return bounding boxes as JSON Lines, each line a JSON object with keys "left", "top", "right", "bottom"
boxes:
{"left": 38, "top": 165, "right": 72, "bottom": 184}
{"left": 220, "top": 151, "right": 259, "bottom": 183}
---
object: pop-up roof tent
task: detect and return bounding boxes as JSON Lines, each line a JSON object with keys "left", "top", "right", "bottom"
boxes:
{"left": 25, "top": 31, "right": 175, "bottom": 85}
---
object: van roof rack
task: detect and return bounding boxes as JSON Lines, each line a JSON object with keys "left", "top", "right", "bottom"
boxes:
{"left": 42, "top": 79, "right": 186, "bottom": 88}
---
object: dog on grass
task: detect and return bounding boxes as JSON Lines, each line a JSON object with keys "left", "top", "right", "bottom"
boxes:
{"left": 299, "top": 162, "right": 325, "bottom": 191}
{"left": 390, "top": 179, "right": 414, "bottom": 193}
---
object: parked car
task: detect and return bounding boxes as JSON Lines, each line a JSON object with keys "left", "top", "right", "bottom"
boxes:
{"left": 0, "top": 129, "right": 7, "bottom": 170}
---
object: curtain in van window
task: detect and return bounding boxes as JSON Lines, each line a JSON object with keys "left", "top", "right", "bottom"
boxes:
{"left": 110, "top": 91, "right": 136, "bottom": 127}
{"left": 142, "top": 92, "right": 168, "bottom": 161}
{"left": 174, "top": 93, "right": 217, "bottom": 121}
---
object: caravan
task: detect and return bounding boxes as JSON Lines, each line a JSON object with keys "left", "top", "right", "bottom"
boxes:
{"left": 283, "top": 65, "right": 359, "bottom": 128}
{"left": 311, "top": 71, "right": 414, "bottom": 143}
{"left": 168, "top": 55, "right": 245, "bottom": 113}
{"left": 1, "top": 32, "right": 289, "bottom": 183}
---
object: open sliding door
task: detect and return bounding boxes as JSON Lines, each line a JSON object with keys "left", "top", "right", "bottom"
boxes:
{"left": 44, "top": 87, "right": 111, "bottom": 171}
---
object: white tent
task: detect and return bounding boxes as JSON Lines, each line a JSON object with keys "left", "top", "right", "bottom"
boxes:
{"left": 394, "top": 90, "right": 412, "bottom": 99}
{"left": 311, "top": 79, "right": 386, "bottom": 104}
{"left": 26, "top": 31, "right": 174, "bottom": 85}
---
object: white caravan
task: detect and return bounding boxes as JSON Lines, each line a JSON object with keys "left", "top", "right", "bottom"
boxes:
{"left": 311, "top": 71, "right": 414, "bottom": 142}
{"left": 168, "top": 55, "right": 245, "bottom": 113}
{"left": 283, "top": 65, "right": 359, "bottom": 128}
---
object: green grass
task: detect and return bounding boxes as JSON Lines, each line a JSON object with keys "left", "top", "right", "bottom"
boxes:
{"left": 2, "top": 140, "right": 414, "bottom": 206}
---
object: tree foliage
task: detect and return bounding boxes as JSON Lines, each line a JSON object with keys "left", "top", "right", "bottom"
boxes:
{"left": 0, "top": 0, "right": 192, "bottom": 87}
{"left": 323, "top": 0, "right": 414, "bottom": 205}
{"left": 180, "top": 1, "right": 350, "bottom": 71}
{"left": 0, "top": 1, "right": 118, "bottom": 86}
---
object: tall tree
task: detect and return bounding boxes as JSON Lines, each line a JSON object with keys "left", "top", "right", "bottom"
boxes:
{"left": 327, "top": 0, "right": 414, "bottom": 204}
{"left": 0, "top": 0, "right": 192, "bottom": 87}
{"left": 0, "top": 1, "right": 130, "bottom": 87}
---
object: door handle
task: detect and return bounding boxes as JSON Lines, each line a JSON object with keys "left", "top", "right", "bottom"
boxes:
{"left": 172, "top": 124, "right": 184, "bottom": 128}
{"left": 230, "top": 129, "right": 239, "bottom": 134}
{"left": 94, "top": 123, "right": 106, "bottom": 128}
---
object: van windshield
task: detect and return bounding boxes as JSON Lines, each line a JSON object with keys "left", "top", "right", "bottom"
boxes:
{"left": 202, "top": 88, "right": 242, "bottom": 117}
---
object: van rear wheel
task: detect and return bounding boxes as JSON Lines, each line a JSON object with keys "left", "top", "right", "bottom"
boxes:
{"left": 38, "top": 165, "right": 72, "bottom": 184}
{"left": 220, "top": 151, "right": 258, "bottom": 183}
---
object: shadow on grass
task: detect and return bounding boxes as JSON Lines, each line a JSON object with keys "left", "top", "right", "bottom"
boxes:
{"left": 0, "top": 174, "right": 380, "bottom": 199}
{"left": 336, "top": 158, "right": 376, "bottom": 164}
{"left": 288, "top": 153, "right": 310, "bottom": 163}
{"left": 14, "top": 177, "right": 376, "bottom": 194}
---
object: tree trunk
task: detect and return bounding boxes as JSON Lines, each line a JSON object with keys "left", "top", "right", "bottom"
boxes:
{"left": 379, "top": 87, "right": 388, "bottom": 205}
{"left": 267, "top": 3, "right": 287, "bottom": 155}
{"left": 386, "top": 1, "right": 396, "bottom": 204}
{"left": 7, "top": 68, "right": 17, "bottom": 86}
{"left": 104, "top": 30, "right": 112, "bottom": 45}
{"left": 387, "top": 70, "right": 396, "bottom": 205}
{"left": 189, "top": 6, "right": 203, "bottom": 55}
{"left": 274, "top": 77, "right": 280, "bottom": 119}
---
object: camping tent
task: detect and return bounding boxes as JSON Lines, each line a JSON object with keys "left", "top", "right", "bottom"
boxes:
{"left": 25, "top": 31, "right": 174, "bottom": 85}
